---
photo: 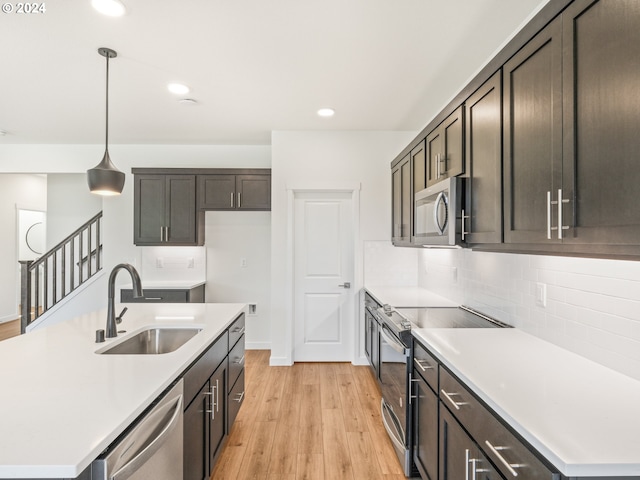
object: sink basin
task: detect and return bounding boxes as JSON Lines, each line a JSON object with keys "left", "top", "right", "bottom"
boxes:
{"left": 98, "top": 327, "right": 202, "bottom": 355}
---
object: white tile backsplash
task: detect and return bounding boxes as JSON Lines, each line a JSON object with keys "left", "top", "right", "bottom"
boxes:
{"left": 417, "top": 248, "right": 640, "bottom": 381}
{"left": 139, "top": 246, "right": 206, "bottom": 283}
{"left": 363, "top": 241, "right": 419, "bottom": 286}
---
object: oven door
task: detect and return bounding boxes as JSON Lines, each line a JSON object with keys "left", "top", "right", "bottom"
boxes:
{"left": 379, "top": 324, "right": 409, "bottom": 463}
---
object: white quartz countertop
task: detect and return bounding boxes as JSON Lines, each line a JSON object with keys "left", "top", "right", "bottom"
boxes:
{"left": 0, "top": 302, "right": 245, "bottom": 479}
{"left": 364, "top": 285, "right": 457, "bottom": 308}
{"left": 412, "top": 328, "right": 640, "bottom": 478}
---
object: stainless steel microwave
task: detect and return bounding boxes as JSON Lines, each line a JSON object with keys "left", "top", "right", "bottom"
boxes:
{"left": 413, "top": 177, "right": 463, "bottom": 246}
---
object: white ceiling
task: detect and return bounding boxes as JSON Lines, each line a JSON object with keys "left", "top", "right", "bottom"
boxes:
{"left": 0, "top": 0, "right": 547, "bottom": 145}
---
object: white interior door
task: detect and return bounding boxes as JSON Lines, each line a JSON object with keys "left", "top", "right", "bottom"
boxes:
{"left": 293, "top": 191, "right": 355, "bottom": 361}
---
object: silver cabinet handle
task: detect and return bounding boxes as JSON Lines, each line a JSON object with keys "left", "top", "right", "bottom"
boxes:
{"left": 408, "top": 372, "right": 419, "bottom": 404}
{"left": 465, "top": 449, "right": 470, "bottom": 480}
{"left": 234, "top": 355, "right": 245, "bottom": 365}
{"left": 230, "top": 192, "right": 235, "bottom": 208}
{"left": 338, "top": 282, "right": 351, "bottom": 289}
{"left": 165, "top": 226, "right": 169, "bottom": 242}
{"left": 234, "top": 391, "right": 245, "bottom": 403}
{"left": 414, "top": 358, "right": 434, "bottom": 372}
{"left": 232, "top": 326, "right": 245, "bottom": 336}
{"left": 546, "top": 191, "right": 552, "bottom": 239}
{"left": 238, "top": 192, "right": 241, "bottom": 208}
{"left": 144, "top": 297, "right": 163, "bottom": 301}
{"left": 557, "top": 188, "right": 570, "bottom": 239}
{"left": 461, "top": 208, "right": 470, "bottom": 241}
{"left": 441, "top": 389, "right": 467, "bottom": 410}
{"left": 484, "top": 441, "right": 523, "bottom": 477}
{"left": 160, "top": 227, "right": 164, "bottom": 242}
{"left": 436, "top": 153, "right": 441, "bottom": 179}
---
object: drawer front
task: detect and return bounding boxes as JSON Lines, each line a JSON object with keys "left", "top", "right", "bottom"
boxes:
{"left": 228, "top": 369, "right": 245, "bottom": 428}
{"left": 413, "top": 339, "right": 438, "bottom": 392}
{"left": 228, "top": 313, "right": 245, "bottom": 349}
{"left": 228, "top": 335, "right": 245, "bottom": 389}
{"left": 121, "top": 289, "right": 188, "bottom": 303}
{"left": 183, "top": 332, "right": 228, "bottom": 408}
{"left": 439, "top": 367, "right": 557, "bottom": 480}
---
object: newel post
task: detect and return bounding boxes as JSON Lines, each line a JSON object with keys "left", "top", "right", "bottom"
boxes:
{"left": 19, "top": 260, "right": 33, "bottom": 334}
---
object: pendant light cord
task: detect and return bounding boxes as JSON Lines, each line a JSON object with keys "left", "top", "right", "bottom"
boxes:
{"left": 105, "top": 52, "right": 109, "bottom": 151}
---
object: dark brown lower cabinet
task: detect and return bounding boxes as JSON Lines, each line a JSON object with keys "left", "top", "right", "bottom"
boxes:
{"left": 440, "top": 407, "right": 504, "bottom": 480}
{"left": 209, "top": 363, "right": 227, "bottom": 466}
{"left": 413, "top": 371, "right": 438, "bottom": 480}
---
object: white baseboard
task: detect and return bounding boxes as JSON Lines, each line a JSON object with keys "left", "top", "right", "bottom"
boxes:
{"left": 352, "top": 355, "right": 369, "bottom": 366}
{"left": 269, "top": 355, "right": 293, "bottom": 366}
{"left": 246, "top": 341, "right": 270, "bottom": 350}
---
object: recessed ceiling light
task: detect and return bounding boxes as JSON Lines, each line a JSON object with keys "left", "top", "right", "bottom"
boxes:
{"left": 317, "top": 108, "right": 335, "bottom": 117}
{"left": 91, "top": 0, "right": 126, "bottom": 17}
{"left": 168, "top": 83, "right": 190, "bottom": 95}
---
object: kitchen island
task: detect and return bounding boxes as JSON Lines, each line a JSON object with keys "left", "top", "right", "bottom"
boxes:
{"left": 0, "top": 302, "right": 245, "bottom": 479}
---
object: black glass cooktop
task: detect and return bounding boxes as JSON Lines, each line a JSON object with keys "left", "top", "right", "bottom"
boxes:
{"left": 395, "top": 306, "right": 510, "bottom": 329}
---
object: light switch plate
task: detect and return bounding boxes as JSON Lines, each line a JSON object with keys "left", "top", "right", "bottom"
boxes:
{"left": 535, "top": 282, "right": 547, "bottom": 307}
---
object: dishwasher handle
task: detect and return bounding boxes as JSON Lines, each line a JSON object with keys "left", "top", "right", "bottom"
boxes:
{"left": 110, "top": 393, "right": 183, "bottom": 480}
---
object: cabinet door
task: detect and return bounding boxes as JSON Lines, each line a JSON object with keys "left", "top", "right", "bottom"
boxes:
{"left": 440, "top": 407, "right": 504, "bottom": 480}
{"left": 562, "top": 0, "right": 640, "bottom": 245}
{"left": 198, "top": 175, "right": 236, "bottom": 210}
{"left": 413, "top": 372, "right": 438, "bottom": 480}
{"left": 503, "top": 17, "right": 562, "bottom": 244}
{"left": 134, "top": 175, "right": 166, "bottom": 244}
{"left": 236, "top": 174, "right": 271, "bottom": 210}
{"left": 427, "top": 107, "right": 464, "bottom": 187}
{"left": 364, "top": 310, "right": 373, "bottom": 365}
{"left": 412, "top": 140, "right": 427, "bottom": 194}
{"left": 371, "top": 319, "right": 380, "bottom": 380}
{"left": 391, "top": 154, "right": 412, "bottom": 245}
{"left": 465, "top": 71, "right": 503, "bottom": 244}
{"left": 228, "top": 369, "right": 245, "bottom": 429}
{"left": 184, "top": 382, "right": 210, "bottom": 480}
{"left": 165, "top": 175, "right": 197, "bottom": 244}
{"left": 209, "top": 362, "right": 227, "bottom": 471}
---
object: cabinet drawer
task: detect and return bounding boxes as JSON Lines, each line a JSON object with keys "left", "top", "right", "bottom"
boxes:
{"left": 121, "top": 288, "right": 204, "bottom": 303}
{"left": 183, "top": 332, "right": 228, "bottom": 408}
{"left": 228, "top": 314, "right": 245, "bottom": 349}
{"left": 440, "top": 367, "right": 557, "bottom": 480}
{"left": 228, "top": 369, "right": 245, "bottom": 428}
{"left": 413, "top": 339, "right": 438, "bottom": 392}
{"left": 228, "top": 335, "right": 245, "bottom": 389}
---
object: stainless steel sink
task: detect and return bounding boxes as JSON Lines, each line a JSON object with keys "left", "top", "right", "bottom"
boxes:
{"left": 97, "top": 327, "right": 202, "bottom": 355}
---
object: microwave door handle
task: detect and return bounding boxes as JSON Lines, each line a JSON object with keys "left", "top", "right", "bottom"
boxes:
{"left": 434, "top": 192, "right": 447, "bottom": 235}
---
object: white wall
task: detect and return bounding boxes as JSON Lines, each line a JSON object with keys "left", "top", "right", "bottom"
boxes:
{"left": 0, "top": 174, "right": 47, "bottom": 323}
{"left": 270, "top": 131, "right": 416, "bottom": 365}
{"left": 418, "top": 248, "right": 640, "bottom": 382}
{"left": 205, "top": 211, "right": 271, "bottom": 349}
{"left": 46, "top": 174, "right": 102, "bottom": 249}
{"left": 0, "top": 144, "right": 272, "bottom": 342}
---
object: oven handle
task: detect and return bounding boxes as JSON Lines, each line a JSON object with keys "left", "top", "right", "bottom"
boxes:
{"left": 380, "top": 324, "right": 406, "bottom": 353}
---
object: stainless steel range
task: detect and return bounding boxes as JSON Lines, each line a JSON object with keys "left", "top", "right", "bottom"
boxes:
{"left": 375, "top": 305, "right": 509, "bottom": 477}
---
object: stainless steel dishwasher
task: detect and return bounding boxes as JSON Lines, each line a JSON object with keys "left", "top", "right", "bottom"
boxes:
{"left": 91, "top": 379, "right": 184, "bottom": 480}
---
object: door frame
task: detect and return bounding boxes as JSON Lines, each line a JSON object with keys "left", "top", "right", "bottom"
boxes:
{"left": 284, "top": 182, "right": 362, "bottom": 365}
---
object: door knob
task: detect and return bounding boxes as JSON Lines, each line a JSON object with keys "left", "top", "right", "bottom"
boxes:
{"left": 338, "top": 282, "right": 351, "bottom": 289}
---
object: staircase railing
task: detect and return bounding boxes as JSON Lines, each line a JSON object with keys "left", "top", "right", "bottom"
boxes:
{"left": 19, "top": 211, "right": 103, "bottom": 333}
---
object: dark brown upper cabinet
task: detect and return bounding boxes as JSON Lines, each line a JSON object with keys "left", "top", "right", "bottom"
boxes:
{"left": 198, "top": 174, "right": 271, "bottom": 211}
{"left": 426, "top": 106, "right": 464, "bottom": 187}
{"left": 561, "top": 0, "right": 640, "bottom": 246}
{"left": 134, "top": 174, "right": 203, "bottom": 246}
{"left": 464, "top": 71, "right": 503, "bottom": 245}
{"left": 391, "top": 154, "right": 412, "bottom": 246}
{"left": 503, "top": 16, "right": 563, "bottom": 245}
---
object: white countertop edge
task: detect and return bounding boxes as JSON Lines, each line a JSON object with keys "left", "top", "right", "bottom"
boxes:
{"left": 120, "top": 280, "right": 206, "bottom": 290}
{"left": 364, "top": 285, "right": 457, "bottom": 308}
{"left": 411, "top": 328, "right": 640, "bottom": 478}
{"left": 0, "top": 303, "right": 246, "bottom": 478}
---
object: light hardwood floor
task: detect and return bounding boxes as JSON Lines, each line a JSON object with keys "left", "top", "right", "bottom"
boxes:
{"left": 211, "top": 350, "right": 406, "bottom": 480}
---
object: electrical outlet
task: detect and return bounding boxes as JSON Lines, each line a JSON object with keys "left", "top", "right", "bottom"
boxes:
{"left": 240, "top": 257, "right": 247, "bottom": 268}
{"left": 535, "top": 282, "right": 547, "bottom": 307}
{"left": 248, "top": 304, "right": 257, "bottom": 315}
{"left": 187, "top": 257, "right": 194, "bottom": 268}
{"left": 156, "top": 257, "right": 164, "bottom": 268}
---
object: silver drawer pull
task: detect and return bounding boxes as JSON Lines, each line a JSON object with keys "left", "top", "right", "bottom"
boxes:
{"left": 234, "top": 391, "right": 245, "bottom": 403}
{"left": 234, "top": 355, "right": 245, "bottom": 365}
{"left": 414, "top": 358, "right": 434, "bottom": 372}
{"left": 232, "top": 326, "right": 245, "bottom": 336}
{"left": 441, "top": 389, "right": 467, "bottom": 410}
{"left": 485, "top": 441, "right": 524, "bottom": 477}
{"left": 144, "top": 297, "right": 163, "bottom": 301}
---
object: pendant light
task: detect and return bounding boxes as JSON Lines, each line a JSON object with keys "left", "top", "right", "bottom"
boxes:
{"left": 87, "top": 47, "right": 125, "bottom": 196}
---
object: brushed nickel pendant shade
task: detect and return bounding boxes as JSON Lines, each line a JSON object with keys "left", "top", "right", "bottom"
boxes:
{"left": 87, "top": 47, "right": 125, "bottom": 196}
